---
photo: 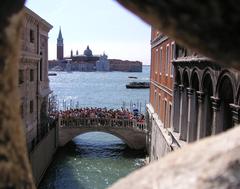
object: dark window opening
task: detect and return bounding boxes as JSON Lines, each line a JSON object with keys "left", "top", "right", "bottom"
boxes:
{"left": 30, "top": 69, "right": 34, "bottom": 81}
{"left": 20, "top": 103, "right": 24, "bottom": 118}
{"left": 19, "top": 69, "right": 24, "bottom": 84}
{"left": 30, "top": 29, "right": 34, "bottom": 43}
{"left": 30, "top": 100, "right": 34, "bottom": 114}
{"left": 40, "top": 58, "right": 43, "bottom": 81}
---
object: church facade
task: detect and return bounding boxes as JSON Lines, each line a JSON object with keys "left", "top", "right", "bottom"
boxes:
{"left": 49, "top": 29, "right": 142, "bottom": 72}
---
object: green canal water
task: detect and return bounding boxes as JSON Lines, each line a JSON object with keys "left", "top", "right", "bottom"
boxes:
{"left": 39, "top": 66, "right": 149, "bottom": 189}
{"left": 39, "top": 132, "right": 145, "bottom": 189}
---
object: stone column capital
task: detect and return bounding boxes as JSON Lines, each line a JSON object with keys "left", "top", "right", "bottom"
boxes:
{"left": 179, "top": 84, "right": 184, "bottom": 93}
{"left": 230, "top": 104, "right": 240, "bottom": 125}
{"left": 211, "top": 96, "right": 221, "bottom": 111}
{"left": 196, "top": 91, "right": 204, "bottom": 103}
{"left": 187, "top": 88, "right": 194, "bottom": 96}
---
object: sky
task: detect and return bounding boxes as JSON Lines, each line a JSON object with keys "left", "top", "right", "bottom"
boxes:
{"left": 25, "top": 0, "right": 151, "bottom": 65}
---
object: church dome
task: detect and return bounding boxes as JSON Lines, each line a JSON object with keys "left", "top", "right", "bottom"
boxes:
{"left": 84, "top": 46, "right": 93, "bottom": 57}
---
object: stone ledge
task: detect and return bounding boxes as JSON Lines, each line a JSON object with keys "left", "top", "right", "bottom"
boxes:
{"left": 109, "top": 126, "right": 240, "bottom": 189}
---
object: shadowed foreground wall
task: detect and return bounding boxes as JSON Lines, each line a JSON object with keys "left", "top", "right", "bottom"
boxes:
{"left": 0, "top": 0, "right": 240, "bottom": 188}
{"left": 109, "top": 127, "right": 240, "bottom": 189}
{"left": 0, "top": 0, "right": 35, "bottom": 188}
{"left": 117, "top": 0, "right": 240, "bottom": 70}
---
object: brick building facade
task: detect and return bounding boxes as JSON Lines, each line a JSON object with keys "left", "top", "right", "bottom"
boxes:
{"left": 147, "top": 28, "right": 176, "bottom": 160}
{"left": 147, "top": 28, "right": 240, "bottom": 162}
{"left": 19, "top": 7, "right": 52, "bottom": 151}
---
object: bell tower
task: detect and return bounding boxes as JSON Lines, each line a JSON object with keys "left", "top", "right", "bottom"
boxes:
{"left": 57, "top": 27, "right": 64, "bottom": 60}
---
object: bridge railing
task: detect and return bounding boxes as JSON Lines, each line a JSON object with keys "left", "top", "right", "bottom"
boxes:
{"left": 59, "top": 117, "right": 146, "bottom": 132}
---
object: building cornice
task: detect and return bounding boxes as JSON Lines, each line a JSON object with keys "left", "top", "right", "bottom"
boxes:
{"left": 172, "top": 56, "right": 211, "bottom": 63}
{"left": 23, "top": 6, "right": 53, "bottom": 31}
{"left": 151, "top": 80, "right": 173, "bottom": 96}
{"left": 20, "top": 51, "right": 40, "bottom": 61}
{"left": 151, "top": 35, "right": 169, "bottom": 48}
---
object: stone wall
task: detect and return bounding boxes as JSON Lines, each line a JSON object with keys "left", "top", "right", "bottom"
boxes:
{"left": 1, "top": 1, "right": 240, "bottom": 189}
{"left": 146, "top": 104, "right": 180, "bottom": 161}
{"left": 29, "top": 126, "right": 58, "bottom": 186}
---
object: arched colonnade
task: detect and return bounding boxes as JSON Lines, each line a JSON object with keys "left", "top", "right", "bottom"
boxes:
{"left": 172, "top": 60, "right": 240, "bottom": 142}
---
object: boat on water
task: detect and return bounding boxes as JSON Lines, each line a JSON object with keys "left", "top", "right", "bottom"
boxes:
{"left": 48, "top": 73, "right": 57, "bottom": 76}
{"left": 126, "top": 82, "right": 150, "bottom": 89}
{"left": 128, "top": 76, "right": 138, "bottom": 79}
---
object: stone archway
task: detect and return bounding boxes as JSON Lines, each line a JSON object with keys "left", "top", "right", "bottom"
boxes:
{"left": 59, "top": 127, "right": 146, "bottom": 150}
{"left": 202, "top": 73, "right": 214, "bottom": 137}
{"left": 188, "top": 70, "right": 199, "bottom": 142}
{"left": 218, "top": 75, "right": 234, "bottom": 132}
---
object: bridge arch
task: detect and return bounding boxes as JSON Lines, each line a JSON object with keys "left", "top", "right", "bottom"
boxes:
{"left": 59, "top": 126, "right": 146, "bottom": 150}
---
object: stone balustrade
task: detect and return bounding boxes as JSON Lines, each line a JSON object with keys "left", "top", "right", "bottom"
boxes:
{"left": 59, "top": 116, "right": 146, "bottom": 132}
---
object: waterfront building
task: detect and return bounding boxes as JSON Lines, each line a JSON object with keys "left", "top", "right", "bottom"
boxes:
{"left": 96, "top": 53, "right": 110, "bottom": 71}
{"left": 146, "top": 29, "right": 175, "bottom": 160}
{"left": 109, "top": 59, "right": 142, "bottom": 72}
{"left": 147, "top": 28, "right": 240, "bottom": 161}
{"left": 49, "top": 28, "right": 142, "bottom": 72}
{"left": 19, "top": 7, "right": 52, "bottom": 151}
{"left": 70, "top": 46, "right": 100, "bottom": 71}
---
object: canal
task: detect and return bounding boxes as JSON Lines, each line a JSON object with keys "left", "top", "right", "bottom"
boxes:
{"left": 39, "top": 132, "right": 146, "bottom": 189}
{"left": 39, "top": 66, "right": 149, "bottom": 189}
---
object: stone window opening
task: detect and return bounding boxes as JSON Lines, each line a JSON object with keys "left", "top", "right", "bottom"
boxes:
{"left": 166, "top": 44, "right": 170, "bottom": 76}
{"left": 164, "top": 99, "right": 168, "bottom": 128}
{"left": 20, "top": 103, "right": 24, "bottom": 118}
{"left": 155, "top": 48, "right": 158, "bottom": 79}
{"left": 40, "top": 52, "right": 43, "bottom": 81}
{"left": 30, "top": 100, "right": 34, "bottom": 114}
{"left": 19, "top": 69, "right": 24, "bottom": 84}
{"left": 30, "top": 29, "right": 34, "bottom": 43}
{"left": 169, "top": 103, "right": 172, "bottom": 128}
{"left": 30, "top": 69, "right": 34, "bottom": 81}
{"left": 170, "top": 43, "right": 175, "bottom": 77}
{"left": 158, "top": 94, "right": 161, "bottom": 117}
{"left": 159, "top": 47, "right": 162, "bottom": 75}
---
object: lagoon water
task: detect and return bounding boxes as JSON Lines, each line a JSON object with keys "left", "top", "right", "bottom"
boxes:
{"left": 39, "top": 66, "right": 150, "bottom": 189}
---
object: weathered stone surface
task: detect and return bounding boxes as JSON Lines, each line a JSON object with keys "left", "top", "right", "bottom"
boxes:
{"left": 117, "top": 0, "right": 240, "bottom": 70}
{"left": 0, "top": 1, "right": 240, "bottom": 189}
{"left": 109, "top": 126, "right": 240, "bottom": 189}
{"left": 0, "top": 0, "right": 36, "bottom": 188}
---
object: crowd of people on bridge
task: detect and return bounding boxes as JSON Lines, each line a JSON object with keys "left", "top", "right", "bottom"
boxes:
{"left": 50, "top": 107, "right": 145, "bottom": 123}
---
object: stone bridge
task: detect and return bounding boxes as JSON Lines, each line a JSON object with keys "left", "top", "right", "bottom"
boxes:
{"left": 58, "top": 117, "right": 147, "bottom": 150}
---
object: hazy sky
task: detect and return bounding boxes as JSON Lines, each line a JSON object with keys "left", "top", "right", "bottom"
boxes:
{"left": 25, "top": 0, "right": 151, "bottom": 65}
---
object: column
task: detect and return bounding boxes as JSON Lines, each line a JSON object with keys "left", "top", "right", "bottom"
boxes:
{"left": 178, "top": 85, "right": 184, "bottom": 138}
{"left": 186, "top": 88, "right": 194, "bottom": 143}
{"left": 211, "top": 96, "right": 221, "bottom": 135}
{"left": 173, "top": 83, "right": 180, "bottom": 132}
{"left": 230, "top": 104, "right": 240, "bottom": 126}
{"left": 196, "top": 91, "right": 204, "bottom": 140}
{"left": 180, "top": 85, "right": 188, "bottom": 141}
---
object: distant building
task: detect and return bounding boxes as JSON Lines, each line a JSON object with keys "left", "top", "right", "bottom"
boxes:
{"left": 96, "top": 53, "right": 110, "bottom": 71}
{"left": 57, "top": 28, "right": 64, "bottom": 60}
{"left": 19, "top": 7, "right": 53, "bottom": 151}
{"left": 70, "top": 46, "right": 100, "bottom": 71}
{"left": 109, "top": 59, "right": 142, "bottom": 72}
{"left": 147, "top": 27, "right": 240, "bottom": 162}
{"left": 49, "top": 28, "right": 142, "bottom": 72}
